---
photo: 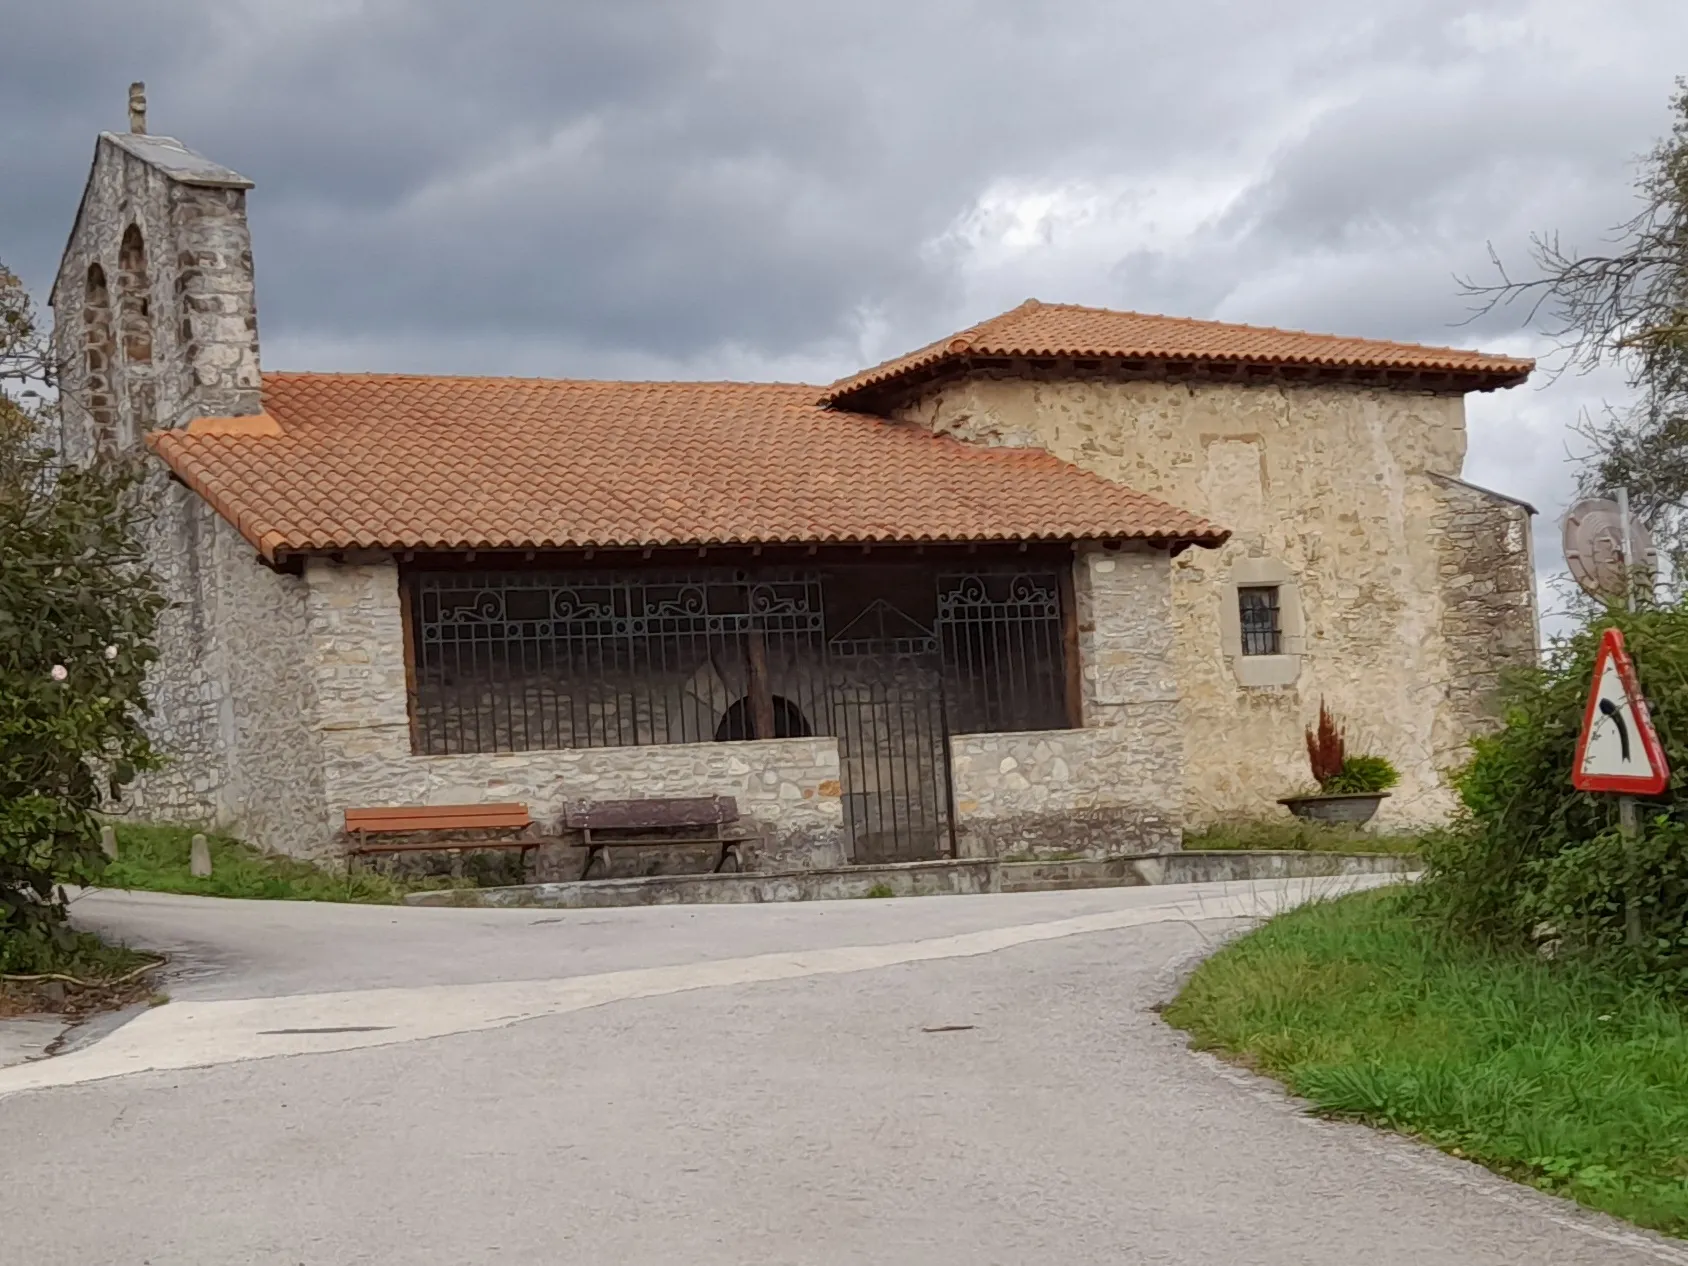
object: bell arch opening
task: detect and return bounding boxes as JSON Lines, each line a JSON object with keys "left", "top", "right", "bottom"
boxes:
{"left": 83, "top": 263, "right": 117, "bottom": 453}
{"left": 117, "top": 224, "right": 155, "bottom": 441}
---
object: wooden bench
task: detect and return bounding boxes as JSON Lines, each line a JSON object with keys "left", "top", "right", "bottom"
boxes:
{"left": 344, "top": 803, "right": 538, "bottom": 875}
{"left": 565, "top": 796, "right": 758, "bottom": 880}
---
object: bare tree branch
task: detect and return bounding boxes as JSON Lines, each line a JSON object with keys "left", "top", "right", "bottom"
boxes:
{"left": 1464, "top": 80, "right": 1688, "bottom": 588}
{"left": 1460, "top": 79, "right": 1688, "bottom": 395}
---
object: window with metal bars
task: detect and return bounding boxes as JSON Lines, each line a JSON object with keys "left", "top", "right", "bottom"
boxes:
{"left": 1238, "top": 585, "right": 1282, "bottom": 656}
{"left": 404, "top": 564, "right": 1073, "bottom": 755}
{"left": 407, "top": 568, "right": 828, "bottom": 755}
{"left": 935, "top": 572, "right": 1069, "bottom": 734}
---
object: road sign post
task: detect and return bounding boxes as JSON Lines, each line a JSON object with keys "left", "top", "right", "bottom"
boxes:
{"left": 1619, "top": 795, "right": 1643, "bottom": 946}
{"left": 1571, "top": 626, "right": 1668, "bottom": 948}
{"left": 1617, "top": 486, "right": 1640, "bottom": 945}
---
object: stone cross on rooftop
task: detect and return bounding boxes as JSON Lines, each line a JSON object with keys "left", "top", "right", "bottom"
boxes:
{"left": 128, "top": 81, "right": 146, "bottom": 134}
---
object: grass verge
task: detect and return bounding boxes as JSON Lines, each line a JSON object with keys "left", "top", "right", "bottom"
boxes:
{"left": 0, "top": 929, "right": 163, "bottom": 1018}
{"left": 101, "top": 823, "right": 459, "bottom": 904}
{"left": 1182, "top": 818, "right": 1427, "bottom": 855}
{"left": 1162, "top": 887, "right": 1688, "bottom": 1237}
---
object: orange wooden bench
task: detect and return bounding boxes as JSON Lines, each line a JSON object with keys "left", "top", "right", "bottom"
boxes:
{"left": 344, "top": 803, "right": 538, "bottom": 873}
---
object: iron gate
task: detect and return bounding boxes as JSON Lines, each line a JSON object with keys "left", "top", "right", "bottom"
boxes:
{"left": 828, "top": 599, "right": 957, "bottom": 864}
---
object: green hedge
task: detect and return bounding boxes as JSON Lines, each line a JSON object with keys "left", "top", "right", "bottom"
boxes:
{"left": 1421, "top": 605, "right": 1688, "bottom": 994}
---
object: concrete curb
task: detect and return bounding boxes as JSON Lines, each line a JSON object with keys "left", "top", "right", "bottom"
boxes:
{"left": 403, "top": 849, "right": 1420, "bottom": 909}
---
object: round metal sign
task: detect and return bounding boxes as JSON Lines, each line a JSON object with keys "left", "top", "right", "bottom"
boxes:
{"left": 1562, "top": 498, "right": 1657, "bottom": 601}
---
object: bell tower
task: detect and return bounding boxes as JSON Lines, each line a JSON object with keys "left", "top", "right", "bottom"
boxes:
{"left": 50, "top": 83, "right": 263, "bottom": 462}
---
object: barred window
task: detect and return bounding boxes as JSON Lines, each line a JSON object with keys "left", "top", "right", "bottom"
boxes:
{"left": 405, "top": 564, "right": 1073, "bottom": 755}
{"left": 1238, "top": 586, "right": 1282, "bottom": 656}
{"left": 408, "top": 569, "right": 829, "bottom": 755}
{"left": 936, "top": 572, "right": 1068, "bottom": 734}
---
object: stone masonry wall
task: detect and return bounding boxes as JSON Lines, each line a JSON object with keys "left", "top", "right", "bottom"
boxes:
{"left": 50, "top": 132, "right": 264, "bottom": 825}
{"left": 1429, "top": 474, "right": 1538, "bottom": 768}
{"left": 950, "top": 544, "right": 1182, "bottom": 857}
{"left": 113, "top": 500, "right": 331, "bottom": 847}
{"left": 117, "top": 483, "right": 225, "bottom": 821}
{"left": 204, "top": 515, "right": 332, "bottom": 856}
{"left": 303, "top": 559, "right": 846, "bottom": 866}
{"left": 897, "top": 375, "right": 1536, "bottom": 828}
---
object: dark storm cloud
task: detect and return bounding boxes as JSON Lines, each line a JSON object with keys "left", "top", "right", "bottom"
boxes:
{"left": 3, "top": 0, "right": 1687, "bottom": 617}
{"left": 5, "top": 0, "right": 1487, "bottom": 362}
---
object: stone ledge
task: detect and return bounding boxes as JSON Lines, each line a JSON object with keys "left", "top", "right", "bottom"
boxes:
{"left": 403, "top": 851, "right": 1419, "bottom": 909}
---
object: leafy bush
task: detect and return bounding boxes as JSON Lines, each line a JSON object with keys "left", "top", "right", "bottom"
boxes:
{"left": 0, "top": 264, "right": 163, "bottom": 966}
{"left": 1419, "top": 603, "right": 1688, "bottom": 993}
{"left": 1323, "top": 755, "right": 1401, "bottom": 795}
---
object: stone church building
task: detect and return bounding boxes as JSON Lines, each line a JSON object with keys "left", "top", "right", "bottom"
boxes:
{"left": 47, "top": 100, "right": 1540, "bottom": 870}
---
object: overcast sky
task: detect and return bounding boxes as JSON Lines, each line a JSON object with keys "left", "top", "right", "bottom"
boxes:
{"left": 4, "top": 0, "right": 1685, "bottom": 628}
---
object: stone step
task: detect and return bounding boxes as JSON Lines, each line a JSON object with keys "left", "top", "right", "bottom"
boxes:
{"left": 996, "top": 859, "right": 1143, "bottom": 893}
{"left": 406, "top": 850, "right": 1419, "bottom": 909}
{"left": 997, "top": 872, "right": 1134, "bottom": 893}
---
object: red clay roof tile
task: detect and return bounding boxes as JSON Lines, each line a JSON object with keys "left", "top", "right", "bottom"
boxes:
{"left": 147, "top": 373, "right": 1226, "bottom": 558}
{"left": 822, "top": 299, "right": 1534, "bottom": 404}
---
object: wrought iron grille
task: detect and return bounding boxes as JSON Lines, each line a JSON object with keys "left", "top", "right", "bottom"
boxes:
{"left": 1238, "top": 585, "right": 1282, "bottom": 656}
{"left": 408, "top": 563, "right": 1074, "bottom": 776}
{"left": 410, "top": 569, "right": 827, "bottom": 754}
{"left": 936, "top": 572, "right": 1068, "bottom": 733}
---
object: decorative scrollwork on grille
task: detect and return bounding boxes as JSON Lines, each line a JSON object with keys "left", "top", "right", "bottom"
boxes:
{"left": 1007, "top": 576, "right": 1059, "bottom": 617}
{"left": 936, "top": 573, "right": 1058, "bottom": 618}
{"left": 935, "top": 577, "right": 988, "bottom": 613}
{"left": 550, "top": 589, "right": 614, "bottom": 622}
{"left": 437, "top": 590, "right": 506, "bottom": 624}
{"left": 644, "top": 585, "right": 709, "bottom": 619}
{"left": 748, "top": 583, "right": 812, "bottom": 616}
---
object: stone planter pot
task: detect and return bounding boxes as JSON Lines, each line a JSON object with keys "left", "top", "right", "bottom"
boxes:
{"left": 1277, "top": 792, "right": 1389, "bottom": 825}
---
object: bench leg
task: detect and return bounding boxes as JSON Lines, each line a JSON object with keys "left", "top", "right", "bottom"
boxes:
{"left": 580, "top": 843, "right": 602, "bottom": 882}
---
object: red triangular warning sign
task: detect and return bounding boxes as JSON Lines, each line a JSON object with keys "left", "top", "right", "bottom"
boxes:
{"left": 1572, "top": 628, "right": 1670, "bottom": 794}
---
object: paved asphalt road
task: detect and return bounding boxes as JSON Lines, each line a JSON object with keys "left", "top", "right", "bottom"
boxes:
{"left": 3, "top": 879, "right": 1682, "bottom": 1265}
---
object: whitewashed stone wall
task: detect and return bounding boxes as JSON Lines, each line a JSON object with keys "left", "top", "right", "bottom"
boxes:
{"left": 897, "top": 375, "right": 1538, "bottom": 828}
{"left": 303, "top": 560, "right": 846, "bottom": 865}
{"left": 951, "top": 544, "right": 1182, "bottom": 857}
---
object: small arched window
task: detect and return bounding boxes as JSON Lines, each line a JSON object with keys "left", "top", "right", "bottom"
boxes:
{"left": 714, "top": 696, "right": 815, "bottom": 742}
{"left": 83, "top": 263, "right": 117, "bottom": 453}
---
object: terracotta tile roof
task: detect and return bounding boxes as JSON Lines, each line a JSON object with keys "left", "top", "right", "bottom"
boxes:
{"left": 147, "top": 373, "right": 1226, "bottom": 559}
{"left": 822, "top": 299, "right": 1535, "bottom": 404}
